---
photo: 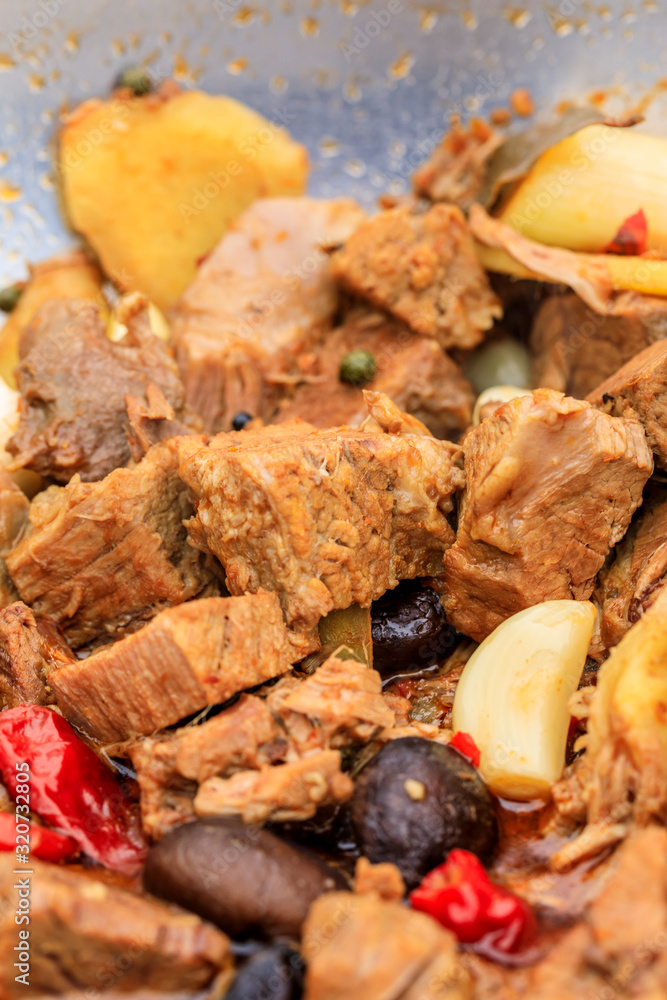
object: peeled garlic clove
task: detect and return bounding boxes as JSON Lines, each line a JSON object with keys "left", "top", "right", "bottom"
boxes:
{"left": 452, "top": 600, "right": 596, "bottom": 801}
{"left": 463, "top": 335, "right": 531, "bottom": 394}
{"left": 472, "top": 385, "right": 532, "bottom": 426}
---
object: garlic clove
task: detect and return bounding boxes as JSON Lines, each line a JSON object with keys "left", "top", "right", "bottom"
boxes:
{"left": 452, "top": 600, "right": 596, "bottom": 801}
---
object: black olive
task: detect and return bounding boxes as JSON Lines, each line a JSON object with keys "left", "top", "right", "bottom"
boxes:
{"left": 143, "top": 817, "right": 346, "bottom": 940}
{"left": 232, "top": 411, "right": 253, "bottom": 431}
{"left": 225, "top": 945, "right": 304, "bottom": 1000}
{"left": 371, "top": 580, "right": 457, "bottom": 677}
{"left": 115, "top": 67, "right": 153, "bottom": 96}
{"left": 352, "top": 737, "right": 497, "bottom": 890}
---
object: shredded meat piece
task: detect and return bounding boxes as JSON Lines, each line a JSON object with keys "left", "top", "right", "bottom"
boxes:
{"left": 353, "top": 857, "right": 406, "bottom": 903}
{"left": 530, "top": 291, "right": 667, "bottom": 399}
{"left": 0, "top": 601, "right": 74, "bottom": 709}
{"left": 412, "top": 119, "right": 504, "bottom": 210}
{"left": 176, "top": 695, "right": 286, "bottom": 782}
{"left": 127, "top": 736, "right": 198, "bottom": 841}
{"left": 0, "top": 855, "right": 230, "bottom": 997}
{"left": 5, "top": 438, "right": 217, "bottom": 648}
{"left": 273, "top": 308, "right": 475, "bottom": 440}
{"left": 594, "top": 485, "right": 667, "bottom": 650}
{"left": 179, "top": 392, "right": 463, "bottom": 635}
{"left": 271, "top": 654, "right": 395, "bottom": 753}
{"left": 194, "top": 750, "right": 354, "bottom": 824}
{"left": 0, "top": 466, "right": 29, "bottom": 609}
{"left": 302, "top": 890, "right": 471, "bottom": 1000}
{"left": 554, "top": 586, "right": 667, "bottom": 843}
{"left": 7, "top": 296, "right": 196, "bottom": 483}
{"left": 526, "top": 828, "right": 667, "bottom": 998}
{"left": 170, "top": 196, "right": 365, "bottom": 432}
{"left": 588, "top": 338, "right": 667, "bottom": 468}
{"left": 331, "top": 204, "right": 501, "bottom": 350}
{"left": 130, "top": 656, "right": 392, "bottom": 838}
{"left": 443, "top": 388, "right": 652, "bottom": 641}
{"left": 125, "top": 382, "right": 196, "bottom": 461}
{"left": 49, "top": 593, "right": 300, "bottom": 743}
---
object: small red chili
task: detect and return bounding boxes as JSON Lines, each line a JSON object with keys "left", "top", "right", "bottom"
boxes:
{"left": 604, "top": 208, "right": 647, "bottom": 256}
{"left": 0, "top": 705, "right": 146, "bottom": 874}
{"left": 409, "top": 849, "right": 538, "bottom": 957}
{"left": 0, "top": 812, "right": 78, "bottom": 863}
{"left": 449, "top": 730, "right": 481, "bottom": 768}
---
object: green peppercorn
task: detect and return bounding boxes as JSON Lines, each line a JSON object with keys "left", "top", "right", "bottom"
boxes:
{"left": 0, "top": 284, "right": 23, "bottom": 313}
{"left": 339, "top": 349, "right": 377, "bottom": 387}
{"left": 116, "top": 67, "right": 153, "bottom": 97}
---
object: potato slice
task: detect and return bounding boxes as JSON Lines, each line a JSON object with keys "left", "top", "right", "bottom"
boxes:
{"left": 59, "top": 88, "right": 309, "bottom": 311}
{"left": 0, "top": 251, "right": 105, "bottom": 389}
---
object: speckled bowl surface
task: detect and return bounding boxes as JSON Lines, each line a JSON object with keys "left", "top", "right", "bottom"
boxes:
{"left": 1, "top": 0, "right": 666, "bottom": 284}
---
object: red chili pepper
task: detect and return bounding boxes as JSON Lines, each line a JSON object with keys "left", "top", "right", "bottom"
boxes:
{"left": 409, "top": 850, "right": 538, "bottom": 957}
{"left": 0, "top": 812, "right": 78, "bottom": 863}
{"left": 195, "top": 250, "right": 212, "bottom": 267}
{"left": 604, "top": 208, "right": 647, "bottom": 255}
{"left": 0, "top": 706, "right": 146, "bottom": 874}
{"left": 449, "top": 730, "right": 481, "bottom": 768}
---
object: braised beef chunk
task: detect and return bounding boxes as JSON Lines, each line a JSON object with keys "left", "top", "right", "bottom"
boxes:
{"left": 530, "top": 291, "right": 667, "bottom": 398}
{"left": 595, "top": 485, "right": 667, "bottom": 650}
{"left": 273, "top": 309, "right": 475, "bottom": 439}
{"left": 0, "top": 856, "right": 230, "bottom": 997}
{"left": 6, "top": 439, "right": 216, "bottom": 648}
{"left": 170, "top": 196, "right": 366, "bottom": 433}
{"left": 194, "top": 749, "right": 354, "bottom": 825}
{"left": 49, "top": 593, "right": 298, "bottom": 742}
{"left": 330, "top": 204, "right": 501, "bottom": 350}
{"left": 587, "top": 339, "right": 667, "bottom": 469}
{"left": 130, "top": 655, "right": 392, "bottom": 837}
{"left": 412, "top": 119, "right": 504, "bottom": 210}
{"left": 443, "top": 389, "right": 652, "bottom": 641}
{"left": 267, "top": 654, "right": 394, "bottom": 752}
{"left": 0, "top": 600, "right": 74, "bottom": 709}
{"left": 7, "top": 296, "right": 195, "bottom": 483}
{"left": 0, "top": 465, "right": 29, "bottom": 608}
{"left": 179, "top": 392, "right": 464, "bottom": 634}
{"left": 526, "top": 828, "right": 667, "bottom": 998}
{"left": 302, "top": 890, "right": 470, "bottom": 1000}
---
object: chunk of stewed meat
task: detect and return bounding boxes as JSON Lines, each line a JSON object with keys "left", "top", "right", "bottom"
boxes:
{"left": 179, "top": 393, "right": 463, "bottom": 635}
{"left": 330, "top": 204, "right": 501, "bottom": 350}
{"left": 443, "top": 389, "right": 652, "bottom": 641}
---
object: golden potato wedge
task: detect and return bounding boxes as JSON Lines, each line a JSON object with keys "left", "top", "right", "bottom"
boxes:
{"left": 58, "top": 87, "right": 309, "bottom": 311}
{"left": 0, "top": 251, "right": 105, "bottom": 388}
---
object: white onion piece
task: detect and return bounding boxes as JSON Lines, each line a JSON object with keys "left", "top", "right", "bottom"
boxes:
{"left": 452, "top": 600, "right": 596, "bottom": 801}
